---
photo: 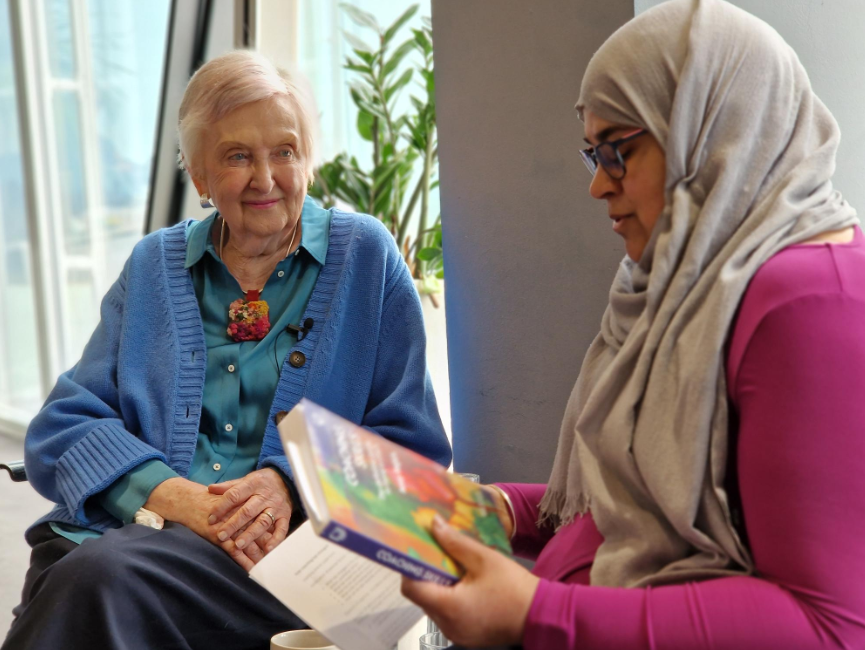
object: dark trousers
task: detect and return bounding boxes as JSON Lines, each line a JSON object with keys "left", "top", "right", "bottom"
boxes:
{"left": 3, "top": 522, "right": 304, "bottom": 650}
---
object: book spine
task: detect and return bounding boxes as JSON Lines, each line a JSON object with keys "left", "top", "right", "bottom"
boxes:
{"left": 321, "top": 521, "right": 457, "bottom": 586}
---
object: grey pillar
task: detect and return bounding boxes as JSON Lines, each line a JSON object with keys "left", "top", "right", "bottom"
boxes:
{"left": 432, "top": 0, "right": 634, "bottom": 483}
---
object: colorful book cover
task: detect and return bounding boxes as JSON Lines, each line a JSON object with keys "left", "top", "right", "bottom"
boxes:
{"left": 279, "top": 399, "right": 512, "bottom": 585}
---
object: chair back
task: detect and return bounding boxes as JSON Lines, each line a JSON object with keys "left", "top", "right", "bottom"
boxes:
{"left": 1, "top": 460, "right": 27, "bottom": 482}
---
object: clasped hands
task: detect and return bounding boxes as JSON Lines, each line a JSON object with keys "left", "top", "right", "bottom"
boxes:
{"left": 144, "top": 467, "right": 292, "bottom": 571}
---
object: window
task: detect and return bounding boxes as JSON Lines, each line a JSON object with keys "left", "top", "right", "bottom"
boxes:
{"left": 296, "top": 0, "right": 433, "bottom": 167}
{"left": 0, "top": 0, "right": 171, "bottom": 434}
{"left": 0, "top": 0, "right": 39, "bottom": 427}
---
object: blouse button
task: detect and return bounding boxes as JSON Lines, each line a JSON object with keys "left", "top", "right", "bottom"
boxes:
{"left": 213, "top": 463, "right": 222, "bottom": 471}
{"left": 227, "top": 364, "right": 235, "bottom": 373}
{"left": 225, "top": 423, "right": 233, "bottom": 432}
{"left": 277, "top": 270, "right": 285, "bottom": 278}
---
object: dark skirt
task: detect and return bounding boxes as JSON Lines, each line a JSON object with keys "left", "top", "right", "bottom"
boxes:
{"left": 3, "top": 522, "right": 304, "bottom": 650}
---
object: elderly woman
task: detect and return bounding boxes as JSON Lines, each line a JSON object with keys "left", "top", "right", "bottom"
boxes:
{"left": 403, "top": 1, "right": 865, "bottom": 648}
{"left": 3, "top": 50, "right": 450, "bottom": 650}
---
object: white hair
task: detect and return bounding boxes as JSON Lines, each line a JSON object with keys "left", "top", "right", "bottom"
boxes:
{"left": 177, "top": 50, "right": 318, "bottom": 184}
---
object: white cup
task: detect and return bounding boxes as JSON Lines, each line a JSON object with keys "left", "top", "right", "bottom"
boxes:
{"left": 270, "top": 630, "right": 339, "bottom": 649}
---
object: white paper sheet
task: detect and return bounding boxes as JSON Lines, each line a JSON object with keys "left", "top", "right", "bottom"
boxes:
{"left": 250, "top": 522, "right": 424, "bottom": 650}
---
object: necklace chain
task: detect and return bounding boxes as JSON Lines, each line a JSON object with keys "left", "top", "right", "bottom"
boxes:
{"left": 218, "top": 215, "right": 300, "bottom": 294}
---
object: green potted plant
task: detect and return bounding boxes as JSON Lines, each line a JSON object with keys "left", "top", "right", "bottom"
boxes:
{"left": 308, "top": 5, "right": 451, "bottom": 437}
{"left": 307, "top": 3, "right": 443, "bottom": 298}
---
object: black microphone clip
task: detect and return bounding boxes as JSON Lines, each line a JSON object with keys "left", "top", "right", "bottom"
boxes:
{"left": 286, "top": 317, "right": 314, "bottom": 341}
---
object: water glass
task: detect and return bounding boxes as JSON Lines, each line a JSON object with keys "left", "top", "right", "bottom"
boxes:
{"left": 419, "top": 632, "right": 450, "bottom": 650}
{"left": 422, "top": 471, "right": 479, "bottom": 647}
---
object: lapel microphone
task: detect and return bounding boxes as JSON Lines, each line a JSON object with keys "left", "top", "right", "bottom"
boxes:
{"left": 286, "top": 317, "right": 314, "bottom": 340}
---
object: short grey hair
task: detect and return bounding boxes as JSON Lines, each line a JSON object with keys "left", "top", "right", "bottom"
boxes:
{"left": 177, "top": 50, "right": 317, "bottom": 184}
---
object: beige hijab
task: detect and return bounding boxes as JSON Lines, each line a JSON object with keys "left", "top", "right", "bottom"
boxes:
{"left": 540, "top": 0, "right": 858, "bottom": 588}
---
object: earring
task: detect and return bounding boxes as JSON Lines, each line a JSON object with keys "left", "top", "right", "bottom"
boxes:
{"left": 200, "top": 193, "right": 214, "bottom": 209}
{"left": 219, "top": 217, "right": 226, "bottom": 259}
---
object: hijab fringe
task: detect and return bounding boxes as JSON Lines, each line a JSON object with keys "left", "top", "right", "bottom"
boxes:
{"left": 537, "top": 488, "right": 590, "bottom": 529}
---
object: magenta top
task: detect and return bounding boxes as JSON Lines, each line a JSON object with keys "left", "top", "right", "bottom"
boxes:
{"left": 500, "top": 228, "right": 865, "bottom": 649}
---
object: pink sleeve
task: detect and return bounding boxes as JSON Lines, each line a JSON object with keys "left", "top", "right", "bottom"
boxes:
{"left": 523, "top": 290, "right": 865, "bottom": 648}
{"left": 495, "top": 483, "right": 556, "bottom": 560}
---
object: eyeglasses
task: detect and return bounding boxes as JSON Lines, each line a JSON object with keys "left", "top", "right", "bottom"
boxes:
{"left": 579, "top": 129, "right": 647, "bottom": 180}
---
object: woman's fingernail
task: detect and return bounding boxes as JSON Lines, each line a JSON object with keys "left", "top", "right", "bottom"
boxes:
{"left": 217, "top": 531, "right": 228, "bottom": 541}
{"left": 207, "top": 515, "right": 217, "bottom": 525}
{"left": 236, "top": 538, "right": 246, "bottom": 549}
{"left": 432, "top": 514, "right": 446, "bottom": 530}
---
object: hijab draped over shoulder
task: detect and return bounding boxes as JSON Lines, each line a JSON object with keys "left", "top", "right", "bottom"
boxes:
{"left": 540, "top": 0, "right": 857, "bottom": 588}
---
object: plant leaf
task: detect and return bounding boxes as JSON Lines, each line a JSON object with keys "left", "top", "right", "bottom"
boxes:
{"left": 357, "top": 110, "right": 375, "bottom": 141}
{"left": 385, "top": 68, "right": 413, "bottom": 103}
{"left": 417, "top": 247, "right": 441, "bottom": 262}
{"left": 372, "top": 158, "right": 406, "bottom": 193}
{"left": 342, "top": 169, "right": 370, "bottom": 211}
{"left": 345, "top": 62, "right": 372, "bottom": 74}
{"left": 420, "top": 68, "right": 435, "bottom": 96}
{"left": 340, "top": 4, "right": 380, "bottom": 32}
{"left": 383, "top": 39, "right": 416, "bottom": 78}
{"left": 412, "top": 28, "right": 432, "bottom": 57}
{"left": 358, "top": 98, "right": 388, "bottom": 122}
{"left": 343, "top": 31, "right": 374, "bottom": 54}
{"left": 354, "top": 49, "right": 375, "bottom": 66}
{"left": 383, "top": 4, "right": 419, "bottom": 45}
{"left": 373, "top": 186, "right": 394, "bottom": 217}
{"left": 350, "top": 82, "right": 374, "bottom": 104}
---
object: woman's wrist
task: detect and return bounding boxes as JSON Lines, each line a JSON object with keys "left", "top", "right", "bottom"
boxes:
{"left": 143, "top": 476, "right": 196, "bottom": 521}
{"left": 486, "top": 484, "right": 517, "bottom": 539}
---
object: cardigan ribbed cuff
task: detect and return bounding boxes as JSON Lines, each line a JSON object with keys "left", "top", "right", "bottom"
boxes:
{"left": 55, "top": 423, "right": 166, "bottom": 524}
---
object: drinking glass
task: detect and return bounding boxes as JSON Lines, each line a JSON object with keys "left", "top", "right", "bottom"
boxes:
{"left": 423, "top": 471, "right": 480, "bottom": 645}
{"left": 419, "top": 632, "right": 450, "bottom": 650}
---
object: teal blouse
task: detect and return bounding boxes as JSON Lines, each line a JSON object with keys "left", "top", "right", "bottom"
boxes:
{"left": 51, "top": 197, "right": 331, "bottom": 543}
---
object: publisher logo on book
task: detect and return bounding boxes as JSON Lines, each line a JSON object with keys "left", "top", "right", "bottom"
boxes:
{"left": 328, "top": 527, "right": 347, "bottom": 543}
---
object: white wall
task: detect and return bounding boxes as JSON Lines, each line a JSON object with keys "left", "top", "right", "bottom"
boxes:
{"left": 636, "top": 0, "right": 865, "bottom": 217}
{"left": 432, "top": 0, "right": 634, "bottom": 482}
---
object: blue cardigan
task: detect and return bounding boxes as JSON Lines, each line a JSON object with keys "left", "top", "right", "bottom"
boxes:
{"left": 24, "top": 210, "right": 451, "bottom": 541}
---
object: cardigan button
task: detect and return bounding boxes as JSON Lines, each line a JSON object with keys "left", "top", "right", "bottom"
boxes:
{"left": 289, "top": 351, "right": 306, "bottom": 368}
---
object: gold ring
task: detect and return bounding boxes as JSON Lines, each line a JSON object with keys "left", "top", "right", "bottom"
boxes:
{"left": 262, "top": 510, "right": 276, "bottom": 526}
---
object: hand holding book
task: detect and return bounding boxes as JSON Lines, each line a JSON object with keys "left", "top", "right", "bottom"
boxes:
{"left": 400, "top": 513, "right": 540, "bottom": 648}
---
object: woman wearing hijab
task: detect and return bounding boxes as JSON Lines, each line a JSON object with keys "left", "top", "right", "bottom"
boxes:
{"left": 402, "top": 0, "right": 865, "bottom": 647}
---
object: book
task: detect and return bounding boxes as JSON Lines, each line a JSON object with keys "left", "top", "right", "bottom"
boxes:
{"left": 276, "top": 398, "right": 512, "bottom": 586}
{"left": 250, "top": 521, "right": 424, "bottom": 650}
